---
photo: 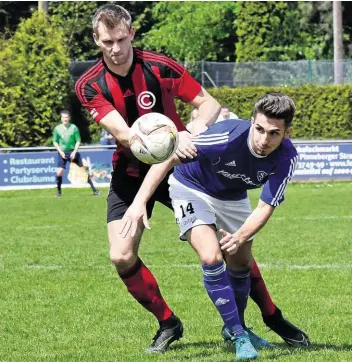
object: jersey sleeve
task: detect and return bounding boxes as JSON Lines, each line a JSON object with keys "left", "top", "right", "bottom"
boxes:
{"left": 75, "top": 79, "right": 115, "bottom": 123}
{"left": 260, "top": 154, "right": 298, "bottom": 206}
{"left": 173, "top": 70, "right": 202, "bottom": 103}
{"left": 53, "top": 127, "right": 60, "bottom": 144}
{"left": 181, "top": 122, "right": 229, "bottom": 164}
{"left": 164, "top": 58, "right": 201, "bottom": 103}
{"left": 73, "top": 125, "right": 81, "bottom": 144}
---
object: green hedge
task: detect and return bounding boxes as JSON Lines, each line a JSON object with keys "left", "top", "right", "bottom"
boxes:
{"left": 0, "top": 11, "right": 71, "bottom": 147}
{"left": 176, "top": 85, "right": 352, "bottom": 139}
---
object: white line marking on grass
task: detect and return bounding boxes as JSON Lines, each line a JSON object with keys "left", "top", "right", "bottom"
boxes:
{"left": 17, "top": 225, "right": 60, "bottom": 230}
{"left": 258, "top": 263, "right": 352, "bottom": 270}
{"left": 24, "top": 265, "right": 64, "bottom": 270}
{"left": 149, "top": 263, "right": 352, "bottom": 271}
{"left": 161, "top": 215, "right": 352, "bottom": 226}
{"left": 0, "top": 263, "right": 350, "bottom": 272}
{"left": 272, "top": 215, "right": 352, "bottom": 221}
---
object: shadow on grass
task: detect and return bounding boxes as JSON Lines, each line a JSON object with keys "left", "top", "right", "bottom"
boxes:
{"left": 171, "top": 340, "right": 352, "bottom": 360}
{"left": 170, "top": 340, "right": 234, "bottom": 361}
{"left": 263, "top": 342, "right": 352, "bottom": 360}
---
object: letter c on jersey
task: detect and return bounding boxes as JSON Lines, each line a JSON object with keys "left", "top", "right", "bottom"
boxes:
{"left": 137, "top": 91, "right": 156, "bottom": 110}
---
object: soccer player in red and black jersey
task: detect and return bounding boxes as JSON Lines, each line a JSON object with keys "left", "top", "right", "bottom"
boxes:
{"left": 75, "top": 4, "right": 309, "bottom": 353}
{"left": 76, "top": 4, "right": 220, "bottom": 353}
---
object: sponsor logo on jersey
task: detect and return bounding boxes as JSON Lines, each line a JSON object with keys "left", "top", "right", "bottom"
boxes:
{"left": 137, "top": 91, "right": 156, "bottom": 109}
{"left": 217, "top": 170, "right": 260, "bottom": 186}
{"left": 257, "top": 170, "right": 268, "bottom": 182}
{"left": 123, "top": 89, "right": 134, "bottom": 98}
{"left": 225, "top": 160, "right": 236, "bottom": 167}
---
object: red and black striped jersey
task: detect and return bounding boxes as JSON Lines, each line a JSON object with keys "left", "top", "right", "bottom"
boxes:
{"left": 75, "top": 48, "right": 201, "bottom": 177}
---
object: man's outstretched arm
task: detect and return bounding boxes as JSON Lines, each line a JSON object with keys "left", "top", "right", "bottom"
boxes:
{"left": 119, "top": 155, "right": 181, "bottom": 238}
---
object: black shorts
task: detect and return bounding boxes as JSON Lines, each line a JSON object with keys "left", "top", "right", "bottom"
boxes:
{"left": 57, "top": 151, "right": 83, "bottom": 169}
{"left": 107, "top": 171, "right": 173, "bottom": 223}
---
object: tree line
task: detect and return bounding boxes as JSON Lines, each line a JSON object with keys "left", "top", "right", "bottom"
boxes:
{"left": 0, "top": 1, "right": 351, "bottom": 147}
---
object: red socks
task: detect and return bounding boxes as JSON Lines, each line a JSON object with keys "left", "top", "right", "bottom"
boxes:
{"left": 250, "top": 260, "right": 277, "bottom": 317}
{"left": 120, "top": 258, "right": 173, "bottom": 321}
{"left": 121, "top": 258, "right": 276, "bottom": 321}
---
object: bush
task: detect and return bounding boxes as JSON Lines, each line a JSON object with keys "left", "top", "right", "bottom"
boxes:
{"left": 0, "top": 11, "right": 71, "bottom": 147}
{"left": 176, "top": 84, "right": 352, "bottom": 139}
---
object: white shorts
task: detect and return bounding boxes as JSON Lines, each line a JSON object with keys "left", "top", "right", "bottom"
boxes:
{"left": 168, "top": 175, "right": 252, "bottom": 240}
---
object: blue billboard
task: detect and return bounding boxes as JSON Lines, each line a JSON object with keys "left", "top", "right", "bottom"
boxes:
{"left": 1, "top": 142, "right": 352, "bottom": 190}
{"left": 0, "top": 149, "right": 114, "bottom": 190}
{"left": 293, "top": 141, "right": 352, "bottom": 181}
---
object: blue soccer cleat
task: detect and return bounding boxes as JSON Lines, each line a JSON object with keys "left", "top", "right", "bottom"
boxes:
{"left": 246, "top": 328, "right": 276, "bottom": 349}
{"left": 222, "top": 325, "right": 276, "bottom": 350}
{"left": 231, "top": 330, "right": 258, "bottom": 360}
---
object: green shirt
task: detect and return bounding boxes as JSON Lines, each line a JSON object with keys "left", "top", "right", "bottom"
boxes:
{"left": 53, "top": 123, "right": 81, "bottom": 152}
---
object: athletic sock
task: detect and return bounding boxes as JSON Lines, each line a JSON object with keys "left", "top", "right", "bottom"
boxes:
{"left": 159, "top": 313, "right": 179, "bottom": 329}
{"left": 202, "top": 261, "right": 244, "bottom": 335}
{"left": 227, "top": 269, "right": 251, "bottom": 327}
{"left": 87, "top": 176, "right": 97, "bottom": 192}
{"left": 119, "top": 258, "right": 173, "bottom": 321}
{"left": 56, "top": 175, "right": 62, "bottom": 192}
{"left": 250, "top": 260, "right": 277, "bottom": 317}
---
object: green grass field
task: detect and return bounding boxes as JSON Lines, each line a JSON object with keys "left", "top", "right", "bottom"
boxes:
{"left": 1, "top": 183, "right": 351, "bottom": 362}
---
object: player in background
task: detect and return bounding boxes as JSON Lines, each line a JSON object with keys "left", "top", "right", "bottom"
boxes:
{"left": 75, "top": 4, "right": 221, "bottom": 353}
{"left": 53, "top": 110, "right": 100, "bottom": 197}
{"left": 120, "top": 93, "right": 311, "bottom": 359}
{"left": 217, "top": 105, "right": 239, "bottom": 121}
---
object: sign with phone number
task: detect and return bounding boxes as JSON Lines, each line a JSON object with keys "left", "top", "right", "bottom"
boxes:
{"left": 1, "top": 142, "right": 352, "bottom": 190}
{"left": 293, "top": 142, "right": 352, "bottom": 180}
{"left": 0, "top": 149, "right": 114, "bottom": 190}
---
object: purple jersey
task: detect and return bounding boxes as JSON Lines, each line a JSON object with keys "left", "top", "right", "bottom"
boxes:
{"left": 173, "top": 120, "right": 298, "bottom": 206}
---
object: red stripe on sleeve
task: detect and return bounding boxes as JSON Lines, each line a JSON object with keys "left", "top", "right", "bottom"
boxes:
{"left": 135, "top": 49, "right": 185, "bottom": 75}
{"left": 75, "top": 61, "right": 104, "bottom": 104}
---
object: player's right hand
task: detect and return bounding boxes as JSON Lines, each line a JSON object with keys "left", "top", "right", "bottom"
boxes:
{"left": 119, "top": 202, "right": 150, "bottom": 238}
{"left": 60, "top": 151, "right": 66, "bottom": 159}
{"left": 219, "top": 229, "right": 241, "bottom": 255}
{"left": 176, "top": 131, "right": 197, "bottom": 159}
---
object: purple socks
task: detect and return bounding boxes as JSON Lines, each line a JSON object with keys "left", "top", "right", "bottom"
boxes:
{"left": 202, "top": 261, "right": 244, "bottom": 334}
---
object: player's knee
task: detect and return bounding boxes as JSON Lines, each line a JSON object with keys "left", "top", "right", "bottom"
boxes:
{"left": 200, "top": 252, "right": 223, "bottom": 266}
{"left": 110, "top": 250, "right": 136, "bottom": 270}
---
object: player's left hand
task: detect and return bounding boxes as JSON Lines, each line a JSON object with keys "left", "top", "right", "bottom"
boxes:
{"left": 119, "top": 202, "right": 151, "bottom": 238}
{"left": 176, "top": 131, "right": 197, "bottom": 159}
{"left": 219, "top": 229, "right": 242, "bottom": 255}
{"left": 70, "top": 151, "right": 76, "bottom": 161}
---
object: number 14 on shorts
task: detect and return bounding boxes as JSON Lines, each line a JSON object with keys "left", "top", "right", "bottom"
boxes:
{"left": 175, "top": 202, "right": 195, "bottom": 224}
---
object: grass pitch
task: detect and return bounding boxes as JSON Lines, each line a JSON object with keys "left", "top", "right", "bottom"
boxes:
{"left": 0, "top": 183, "right": 351, "bottom": 362}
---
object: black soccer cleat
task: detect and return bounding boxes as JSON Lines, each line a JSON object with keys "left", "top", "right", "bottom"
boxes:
{"left": 93, "top": 190, "right": 101, "bottom": 196}
{"left": 263, "top": 308, "right": 311, "bottom": 348}
{"left": 146, "top": 315, "right": 183, "bottom": 353}
{"left": 55, "top": 191, "right": 62, "bottom": 197}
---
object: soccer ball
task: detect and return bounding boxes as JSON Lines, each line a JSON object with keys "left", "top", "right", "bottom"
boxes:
{"left": 130, "top": 113, "right": 179, "bottom": 165}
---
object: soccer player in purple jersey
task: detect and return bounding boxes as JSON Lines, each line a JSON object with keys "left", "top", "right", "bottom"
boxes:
{"left": 120, "top": 93, "right": 310, "bottom": 360}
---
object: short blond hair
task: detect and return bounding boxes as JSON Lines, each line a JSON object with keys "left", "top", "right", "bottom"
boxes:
{"left": 92, "top": 4, "right": 132, "bottom": 35}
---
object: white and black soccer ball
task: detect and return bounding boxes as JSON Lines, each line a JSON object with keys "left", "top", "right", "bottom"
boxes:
{"left": 130, "top": 113, "right": 179, "bottom": 165}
